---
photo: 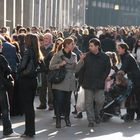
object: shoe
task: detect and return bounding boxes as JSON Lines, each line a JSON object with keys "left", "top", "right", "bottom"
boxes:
{"left": 72, "top": 105, "right": 77, "bottom": 114}
{"left": 74, "top": 112, "right": 83, "bottom": 119}
{"left": 20, "top": 133, "right": 34, "bottom": 138}
{"left": 121, "top": 114, "right": 134, "bottom": 122}
{"left": 65, "top": 118, "right": 71, "bottom": 127}
{"left": 5, "top": 132, "right": 19, "bottom": 137}
{"left": 36, "top": 105, "right": 46, "bottom": 109}
{"left": 48, "top": 106, "right": 54, "bottom": 111}
{"left": 88, "top": 122, "right": 94, "bottom": 127}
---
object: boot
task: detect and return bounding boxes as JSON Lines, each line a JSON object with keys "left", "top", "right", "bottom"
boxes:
{"left": 72, "top": 105, "right": 77, "bottom": 114}
{"left": 56, "top": 118, "right": 61, "bottom": 128}
{"left": 65, "top": 117, "right": 71, "bottom": 127}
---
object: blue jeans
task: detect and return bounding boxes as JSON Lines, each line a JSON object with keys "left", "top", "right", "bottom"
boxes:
{"left": 53, "top": 89, "right": 72, "bottom": 118}
{"left": 0, "top": 88, "right": 13, "bottom": 135}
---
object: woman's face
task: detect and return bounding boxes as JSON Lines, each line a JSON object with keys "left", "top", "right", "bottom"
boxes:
{"left": 67, "top": 41, "right": 75, "bottom": 51}
{"left": 39, "top": 38, "right": 44, "bottom": 47}
{"left": 117, "top": 46, "right": 125, "bottom": 55}
{"left": 56, "top": 40, "right": 63, "bottom": 47}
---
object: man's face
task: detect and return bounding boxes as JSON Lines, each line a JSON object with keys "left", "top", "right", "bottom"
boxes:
{"left": 117, "top": 46, "right": 125, "bottom": 55}
{"left": 44, "top": 35, "right": 51, "bottom": 46}
{"left": 89, "top": 42, "right": 98, "bottom": 54}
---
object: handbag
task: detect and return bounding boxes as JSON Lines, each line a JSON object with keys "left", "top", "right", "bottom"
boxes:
{"left": 48, "top": 66, "right": 66, "bottom": 84}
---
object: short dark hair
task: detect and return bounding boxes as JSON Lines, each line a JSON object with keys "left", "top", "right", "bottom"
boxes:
{"left": 89, "top": 38, "right": 101, "bottom": 48}
{"left": 71, "top": 35, "right": 77, "bottom": 43}
{"left": 118, "top": 43, "right": 129, "bottom": 51}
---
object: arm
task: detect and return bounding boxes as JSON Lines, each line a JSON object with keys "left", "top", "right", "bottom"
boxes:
{"left": 49, "top": 53, "right": 66, "bottom": 70}
{"left": 0, "top": 55, "right": 12, "bottom": 75}
{"left": 103, "top": 55, "right": 111, "bottom": 81}
{"left": 18, "top": 49, "right": 30, "bottom": 72}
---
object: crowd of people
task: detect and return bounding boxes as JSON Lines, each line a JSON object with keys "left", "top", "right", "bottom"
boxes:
{"left": 0, "top": 24, "right": 140, "bottom": 138}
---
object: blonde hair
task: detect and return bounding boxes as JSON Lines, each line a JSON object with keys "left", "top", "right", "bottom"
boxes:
{"left": 82, "top": 29, "right": 89, "bottom": 35}
{"left": 106, "top": 51, "right": 119, "bottom": 66}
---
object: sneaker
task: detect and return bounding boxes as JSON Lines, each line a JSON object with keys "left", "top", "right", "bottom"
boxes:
{"left": 20, "top": 133, "right": 34, "bottom": 138}
{"left": 36, "top": 105, "right": 46, "bottom": 109}
{"left": 5, "top": 132, "right": 20, "bottom": 137}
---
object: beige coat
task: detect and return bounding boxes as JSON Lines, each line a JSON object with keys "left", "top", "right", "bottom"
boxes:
{"left": 49, "top": 50, "right": 83, "bottom": 92}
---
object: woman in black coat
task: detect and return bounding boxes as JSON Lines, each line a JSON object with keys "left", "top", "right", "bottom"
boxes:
{"left": 18, "top": 34, "right": 44, "bottom": 137}
{"left": 117, "top": 43, "right": 140, "bottom": 121}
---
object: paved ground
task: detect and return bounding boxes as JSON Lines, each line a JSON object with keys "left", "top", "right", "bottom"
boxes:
{"left": 0, "top": 96, "right": 140, "bottom": 140}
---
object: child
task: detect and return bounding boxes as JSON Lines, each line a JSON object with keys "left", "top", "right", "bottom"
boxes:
{"left": 109, "top": 72, "right": 128, "bottom": 115}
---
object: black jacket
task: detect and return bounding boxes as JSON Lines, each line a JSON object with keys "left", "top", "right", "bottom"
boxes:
{"left": 0, "top": 53, "right": 12, "bottom": 88}
{"left": 80, "top": 51, "right": 111, "bottom": 90}
{"left": 18, "top": 49, "right": 38, "bottom": 78}
{"left": 120, "top": 52, "right": 140, "bottom": 87}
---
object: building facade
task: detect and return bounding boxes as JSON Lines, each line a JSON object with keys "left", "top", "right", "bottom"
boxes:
{"left": 85, "top": 0, "right": 140, "bottom": 26}
{"left": 0, "top": 0, "right": 86, "bottom": 31}
{"left": 1, "top": 0, "right": 140, "bottom": 31}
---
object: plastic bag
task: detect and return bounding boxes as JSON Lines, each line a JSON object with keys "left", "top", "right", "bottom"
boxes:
{"left": 76, "top": 87, "right": 85, "bottom": 112}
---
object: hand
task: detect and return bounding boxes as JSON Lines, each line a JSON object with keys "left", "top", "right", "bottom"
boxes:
{"left": 59, "top": 60, "right": 66, "bottom": 67}
{"left": 80, "top": 53, "right": 86, "bottom": 61}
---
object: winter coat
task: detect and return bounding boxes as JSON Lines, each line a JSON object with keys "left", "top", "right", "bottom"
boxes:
{"left": 49, "top": 49, "right": 83, "bottom": 92}
{"left": 2, "top": 41, "right": 18, "bottom": 73}
{"left": 120, "top": 52, "right": 140, "bottom": 87}
{"left": 0, "top": 53, "right": 12, "bottom": 89}
{"left": 80, "top": 51, "right": 111, "bottom": 90}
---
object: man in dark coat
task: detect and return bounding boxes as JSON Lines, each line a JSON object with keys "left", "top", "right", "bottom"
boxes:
{"left": 80, "top": 38, "right": 111, "bottom": 127}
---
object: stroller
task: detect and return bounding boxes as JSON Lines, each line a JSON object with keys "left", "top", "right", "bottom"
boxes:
{"left": 101, "top": 80, "right": 133, "bottom": 122}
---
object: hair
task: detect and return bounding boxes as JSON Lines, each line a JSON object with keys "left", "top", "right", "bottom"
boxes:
{"left": 1, "top": 27, "right": 7, "bottom": 33}
{"left": 18, "top": 27, "right": 27, "bottom": 34}
{"left": 115, "top": 72, "right": 127, "bottom": 86}
{"left": 12, "top": 41, "right": 20, "bottom": 53}
{"left": 63, "top": 37, "right": 74, "bottom": 48}
{"left": 44, "top": 33, "right": 53, "bottom": 44}
{"left": 106, "top": 51, "right": 119, "bottom": 66}
{"left": 16, "top": 25, "right": 22, "bottom": 34}
{"left": 58, "top": 31, "right": 64, "bottom": 39}
{"left": 89, "top": 38, "right": 101, "bottom": 48}
{"left": 118, "top": 43, "right": 129, "bottom": 52}
{"left": 3, "top": 34, "right": 12, "bottom": 43}
{"left": 82, "top": 29, "right": 89, "bottom": 35}
{"left": 51, "top": 37, "right": 64, "bottom": 53}
{"left": 71, "top": 35, "right": 77, "bottom": 43}
{"left": 25, "top": 34, "right": 44, "bottom": 61}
